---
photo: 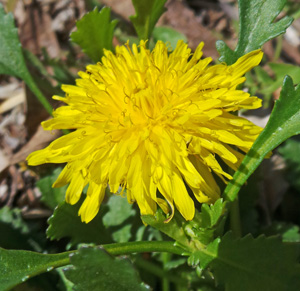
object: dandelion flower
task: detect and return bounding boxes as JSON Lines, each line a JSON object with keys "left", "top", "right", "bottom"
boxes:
{"left": 27, "top": 40, "right": 263, "bottom": 223}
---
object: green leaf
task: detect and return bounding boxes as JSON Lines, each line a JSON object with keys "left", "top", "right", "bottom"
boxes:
{"left": 187, "top": 238, "right": 219, "bottom": 268}
{"left": 142, "top": 210, "right": 192, "bottom": 250}
{"left": 281, "top": 225, "right": 300, "bottom": 242}
{"left": 103, "top": 194, "right": 136, "bottom": 227}
{"left": 102, "top": 194, "right": 136, "bottom": 243}
{"left": 194, "top": 233, "right": 300, "bottom": 291}
{"left": 130, "top": 0, "right": 167, "bottom": 41}
{"left": 224, "top": 76, "right": 300, "bottom": 202}
{"left": 0, "top": 207, "right": 28, "bottom": 233}
{"left": 185, "top": 199, "right": 227, "bottom": 245}
{"left": 262, "top": 222, "right": 300, "bottom": 242}
{"left": 197, "top": 199, "right": 226, "bottom": 228}
{"left": 64, "top": 246, "right": 147, "bottom": 291}
{"left": 0, "top": 207, "right": 33, "bottom": 250}
{"left": 40, "top": 48, "right": 76, "bottom": 86}
{"left": 23, "top": 49, "right": 52, "bottom": 79}
{"left": 217, "top": 0, "right": 293, "bottom": 64}
{"left": 270, "top": 63, "right": 300, "bottom": 81}
{"left": 0, "top": 247, "right": 71, "bottom": 291}
{"left": 245, "top": 63, "right": 300, "bottom": 107}
{"left": 143, "top": 202, "right": 227, "bottom": 250}
{"left": 71, "top": 7, "right": 118, "bottom": 62}
{"left": 254, "top": 66, "right": 274, "bottom": 85}
{"left": 152, "top": 26, "right": 187, "bottom": 49}
{"left": 0, "top": 4, "right": 29, "bottom": 79}
{"left": 247, "top": 63, "right": 300, "bottom": 110}
{"left": 164, "top": 258, "right": 187, "bottom": 270}
{"left": 261, "top": 63, "right": 300, "bottom": 96}
{"left": 23, "top": 49, "right": 63, "bottom": 103}
{"left": 111, "top": 225, "right": 132, "bottom": 243}
{"left": 244, "top": 67, "right": 273, "bottom": 100}
{"left": 37, "top": 168, "right": 67, "bottom": 210}
{"left": 278, "top": 138, "right": 300, "bottom": 191}
{"left": 0, "top": 4, "right": 52, "bottom": 114}
{"left": 47, "top": 197, "right": 113, "bottom": 246}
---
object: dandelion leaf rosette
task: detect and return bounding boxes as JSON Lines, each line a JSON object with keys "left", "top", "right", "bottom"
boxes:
{"left": 27, "top": 40, "right": 263, "bottom": 223}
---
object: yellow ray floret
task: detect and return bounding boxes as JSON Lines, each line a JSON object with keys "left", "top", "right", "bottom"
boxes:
{"left": 27, "top": 40, "right": 263, "bottom": 223}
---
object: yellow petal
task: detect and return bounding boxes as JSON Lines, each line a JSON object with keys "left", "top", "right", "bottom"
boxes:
{"left": 79, "top": 182, "right": 106, "bottom": 223}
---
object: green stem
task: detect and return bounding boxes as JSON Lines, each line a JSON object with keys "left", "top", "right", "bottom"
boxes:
{"left": 46, "top": 241, "right": 187, "bottom": 271}
{"left": 104, "top": 241, "right": 188, "bottom": 256}
{"left": 13, "top": 241, "right": 187, "bottom": 289}
{"left": 229, "top": 198, "right": 242, "bottom": 237}
{"left": 273, "top": 35, "right": 283, "bottom": 62}
{"left": 24, "top": 71, "right": 53, "bottom": 116}
{"left": 48, "top": 251, "right": 74, "bottom": 268}
{"left": 162, "top": 253, "right": 171, "bottom": 291}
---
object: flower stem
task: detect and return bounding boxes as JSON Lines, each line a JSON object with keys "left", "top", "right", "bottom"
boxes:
{"left": 229, "top": 198, "right": 242, "bottom": 237}
{"left": 104, "top": 241, "right": 189, "bottom": 256}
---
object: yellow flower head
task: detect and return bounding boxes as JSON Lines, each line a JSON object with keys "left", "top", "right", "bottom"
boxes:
{"left": 27, "top": 40, "right": 263, "bottom": 223}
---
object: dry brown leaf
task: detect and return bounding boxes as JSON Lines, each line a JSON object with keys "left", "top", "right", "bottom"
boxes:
{"left": 21, "top": 208, "right": 52, "bottom": 219}
{"left": 0, "top": 150, "right": 9, "bottom": 174}
{"left": 282, "top": 40, "right": 300, "bottom": 65}
{"left": 159, "top": 0, "right": 219, "bottom": 59}
{"left": 17, "top": 1, "right": 60, "bottom": 58}
{"left": 0, "top": 90, "right": 25, "bottom": 114}
{"left": 99, "top": 0, "right": 134, "bottom": 20}
{"left": 11, "top": 124, "right": 61, "bottom": 165}
{"left": 100, "top": 0, "right": 219, "bottom": 58}
{"left": 0, "top": 82, "right": 20, "bottom": 100}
